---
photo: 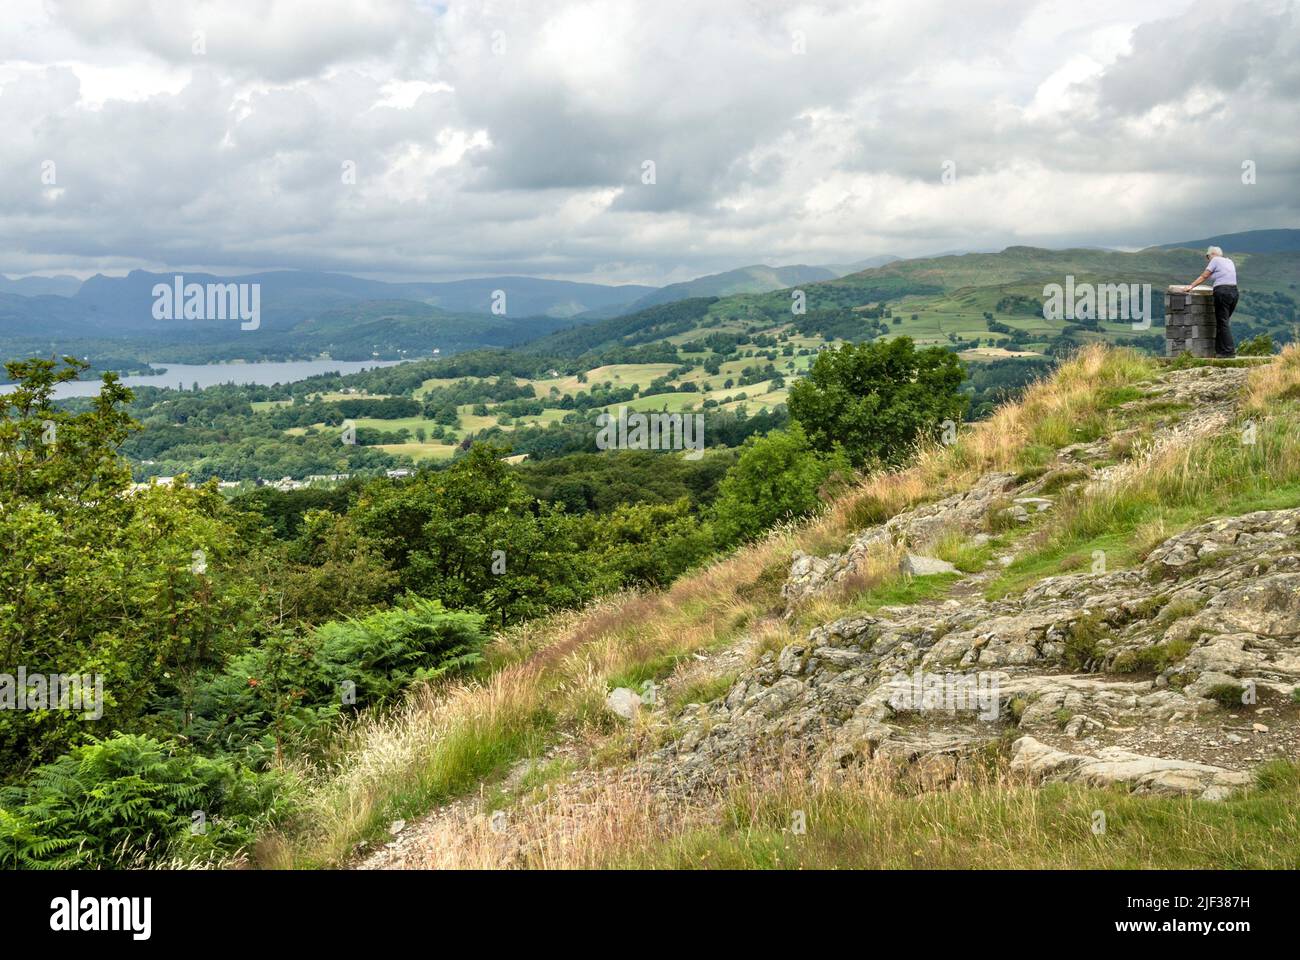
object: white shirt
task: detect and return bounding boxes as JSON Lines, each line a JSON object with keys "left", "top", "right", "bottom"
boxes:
{"left": 1206, "top": 256, "right": 1237, "bottom": 287}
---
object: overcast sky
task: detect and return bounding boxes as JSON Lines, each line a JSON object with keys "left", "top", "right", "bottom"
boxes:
{"left": 1, "top": 0, "right": 1297, "bottom": 285}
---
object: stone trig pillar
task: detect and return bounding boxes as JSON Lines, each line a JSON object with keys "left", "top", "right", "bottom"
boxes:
{"left": 1164, "top": 285, "right": 1216, "bottom": 357}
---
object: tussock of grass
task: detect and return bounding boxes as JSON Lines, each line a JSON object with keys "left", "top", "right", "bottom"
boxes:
{"left": 671, "top": 671, "right": 740, "bottom": 708}
{"left": 1245, "top": 341, "right": 1300, "bottom": 413}
{"left": 933, "top": 529, "right": 994, "bottom": 572}
{"left": 1111, "top": 638, "right": 1193, "bottom": 674}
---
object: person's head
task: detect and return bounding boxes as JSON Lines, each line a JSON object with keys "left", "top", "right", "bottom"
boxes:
{"left": 1206, "top": 245, "right": 1223, "bottom": 260}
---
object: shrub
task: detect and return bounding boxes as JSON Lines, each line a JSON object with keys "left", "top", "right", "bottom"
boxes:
{"left": 712, "top": 425, "right": 850, "bottom": 546}
{"left": 190, "top": 597, "right": 486, "bottom": 761}
{"left": 1237, "top": 333, "right": 1274, "bottom": 357}
{"left": 1205, "top": 683, "right": 1248, "bottom": 710}
{"left": 0, "top": 734, "right": 295, "bottom": 868}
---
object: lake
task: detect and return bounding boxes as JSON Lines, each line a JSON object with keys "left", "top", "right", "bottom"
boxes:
{"left": 0, "top": 359, "right": 404, "bottom": 399}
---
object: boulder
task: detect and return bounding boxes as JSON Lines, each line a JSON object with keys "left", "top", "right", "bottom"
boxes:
{"left": 900, "top": 553, "right": 959, "bottom": 577}
{"left": 1011, "top": 736, "right": 1249, "bottom": 800}
{"left": 606, "top": 687, "right": 642, "bottom": 720}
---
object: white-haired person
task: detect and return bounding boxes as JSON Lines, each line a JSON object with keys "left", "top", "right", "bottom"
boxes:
{"left": 1181, "top": 246, "right": 1238, "bottom": 358}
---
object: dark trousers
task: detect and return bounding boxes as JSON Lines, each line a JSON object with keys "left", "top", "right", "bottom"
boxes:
{"left": 1212, "top": 285, "right": 1238, "bottom": 357}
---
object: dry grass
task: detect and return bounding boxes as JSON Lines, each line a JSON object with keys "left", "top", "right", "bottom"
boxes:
{"left": 352, "top": 751, "right": 1300, "bottom": 870}
{"left": 1244, "top": 341, "right": 1300, "bottom": 413}
{"left": 808, "top": 344, "right": 1155, "bottom": 538}
{"left": 264, "top": 344, "right": 1161, "bottom": 868}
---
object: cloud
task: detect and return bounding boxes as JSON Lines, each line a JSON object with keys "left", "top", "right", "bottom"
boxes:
{"left": 0, "top": 0, "right": 1296, "bottom": 283}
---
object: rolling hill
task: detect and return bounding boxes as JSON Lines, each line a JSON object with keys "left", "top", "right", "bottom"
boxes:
{"left": 623, "top": 264, "right": 837, "bottom": 311}
{"left": 1152, "top": 228, "right": 1300, "bottom": 253}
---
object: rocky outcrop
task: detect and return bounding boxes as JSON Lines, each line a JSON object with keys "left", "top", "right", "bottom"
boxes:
{"left": 656, "top": 493, "right": 1300, "bottom": 802}
{"left": 900, "top": 553, "right": 959, "bottom": 577}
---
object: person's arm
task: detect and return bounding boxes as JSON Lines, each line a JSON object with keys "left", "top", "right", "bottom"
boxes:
{"left": 1181, "top": 267, "right": 1211, "bottom": 292}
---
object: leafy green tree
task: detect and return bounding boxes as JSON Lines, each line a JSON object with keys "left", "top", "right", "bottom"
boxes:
{"left": 787, "top": 337, "right": 966, "bottom": 467}
{"left": 711, "top": 425, "right": 850, "bottom": 545}
{"left": 581, "top": 499, "right": 715, "bottom": 588}
{"left": 0, "top": 358, "right": 264, "bottom": 771}
{"left": 351, "top": 443, "right": 595, "bottom": 626}
{"left": 269, "top": 510, "right": 399, "bottom": 626}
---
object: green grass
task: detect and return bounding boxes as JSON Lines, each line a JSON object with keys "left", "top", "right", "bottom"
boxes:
{"left": 671, "top": 671, "right": 741, "bottom": 708}
{"left": 289, "top": 704, "right": 552, "bottom": 869}
{"left": 1205, "top": 683, "right": 1250, "bottom": 710}
{"left": 375, "top": 441, "right": 458, "bottom": 462}
{"left": 607, "top": 652, "right": 690, "bottom": 693}
{"left": 1098, "top": 385, "right": 1147, "bottom": 408}
{"left": 1111, "top": 637, "right": 1194, "bottom": 674}
{"left": 851, "top": 572, "right": 961, "bottom": 612}
{"left": 481, "top": 755, "right": 580, "bottom": 813}
{"left": 933, "top": 532, "right": 996, "bottom": 572}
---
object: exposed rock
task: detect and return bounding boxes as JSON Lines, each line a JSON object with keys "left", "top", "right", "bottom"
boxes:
{"left": 606, "top": 687, "right": 642, "bottom": 720}
{"left": 1010, "top": 736, "right": 1251, "bottom": 800}
{"left": 658, "top": 434, "right": 1298, "bottom": 801}
{"left": 1184, "top": 671, "right": 1240, "bottom": 699}
{"left": 1065, "top": 714, "right": 1105, "bottom": 739}
{"left": 1014, "top": 496, "right": 1053, "bottom": 514}
{"left": 900, "top": 553, "right": 960, "bottom": 577}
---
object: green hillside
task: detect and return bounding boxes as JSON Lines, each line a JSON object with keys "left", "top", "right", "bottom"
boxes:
{"left": 625, "top": 264, "right": 837, "bottom": 310}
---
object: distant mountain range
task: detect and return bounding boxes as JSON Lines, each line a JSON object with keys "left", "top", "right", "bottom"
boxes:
{"left": 0, "top": 274, "right": 82, "bottom": 297}
{"left": 66, "top": 269, "right": 654, "bottom": 334}
{"left": 1150, "top": 228, "right": 1300, "bottom": 253}
{"left": 0, "top": 258, "right": 896, "bottom": 349}
{"left": 506, "top": 241, "right": 1300, "bottom": 366}
{"left": 1, "top": 231, "right": 1293, "bottom": 364}
{"left": 0, "top": 269, "right": 657, "bottom": 356}
{"left": 821, "top": 254, "right": 903, "bottom": 276}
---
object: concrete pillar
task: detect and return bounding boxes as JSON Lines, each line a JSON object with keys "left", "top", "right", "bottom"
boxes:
{"left": 1164, "top": 285, "right": 1216, "bottom": 357}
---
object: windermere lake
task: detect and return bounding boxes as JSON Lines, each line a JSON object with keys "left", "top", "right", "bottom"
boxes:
{"left": 1, "top": 359, "right": 404, "bottom": 399}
